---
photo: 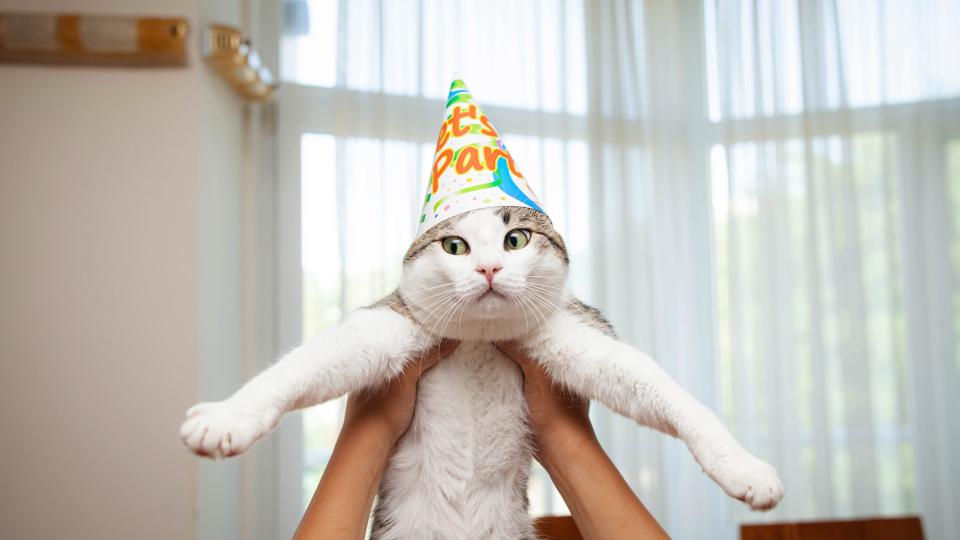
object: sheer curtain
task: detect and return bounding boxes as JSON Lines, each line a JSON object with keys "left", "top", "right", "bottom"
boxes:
{"left": 705, "top": 1, "right": 960, "bottom": 538}
{"left": 279, "top": 0, "right": 960, "bottom": 538}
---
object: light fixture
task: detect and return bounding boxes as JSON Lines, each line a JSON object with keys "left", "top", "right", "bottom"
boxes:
{"left": 0, "top": 13, "right": 188, "bottom": 66}
{"left": 203, "top": 24, "right": 277, "bottom": 102}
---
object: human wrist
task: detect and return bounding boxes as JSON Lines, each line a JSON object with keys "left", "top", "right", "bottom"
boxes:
{"left": 536, "top": 419, "right": 599, "bottom": 472}
{"left": 341, "top": 414, "right": 405, "bottom": 453}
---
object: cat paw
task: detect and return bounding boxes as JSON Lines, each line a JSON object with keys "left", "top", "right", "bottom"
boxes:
{"left": 708, "top": 451, "right": 783, "bottom": 511}
{"left": 179, "top": 400, "right": 277, "bottom": 459}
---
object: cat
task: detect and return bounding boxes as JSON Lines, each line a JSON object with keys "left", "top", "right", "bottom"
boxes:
{"left": 180, "top": 206, "right": 783, "bottom": 539}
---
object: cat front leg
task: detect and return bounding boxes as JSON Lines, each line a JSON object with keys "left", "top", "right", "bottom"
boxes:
{"left": 524, "top": 311, "right": 783, "bottom": 511}
{"left": 180, "top": 305, "right": 427, "bottom": 459}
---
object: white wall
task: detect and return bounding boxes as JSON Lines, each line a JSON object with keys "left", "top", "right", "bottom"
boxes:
{"left": 0, "top": 1, "right": 249, "bottom": 538}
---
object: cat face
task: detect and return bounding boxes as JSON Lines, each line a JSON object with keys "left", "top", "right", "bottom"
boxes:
{"left": 398, "top": 207, "right": 569, "bottom": 341}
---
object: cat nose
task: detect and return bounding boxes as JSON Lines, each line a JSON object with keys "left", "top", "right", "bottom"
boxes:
{"left": 476, "top": 263, "right": 502, "bottom": 285}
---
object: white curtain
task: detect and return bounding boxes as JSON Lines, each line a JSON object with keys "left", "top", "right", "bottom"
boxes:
{"left": 281, "top": 0, "right": 960, "bottom": 538}
{"left": 704, "top": 1, "right": 960, "bottom": 538}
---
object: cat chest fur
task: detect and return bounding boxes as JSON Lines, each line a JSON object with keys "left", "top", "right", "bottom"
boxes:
{"left": 371, "top": 341, "right": 536, "bottom": 540}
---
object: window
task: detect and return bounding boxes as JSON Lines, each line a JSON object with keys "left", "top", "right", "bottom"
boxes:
{"left": 273, "top": 0, "right": 960, "bottom": 537}
{"left": 703, "top": 0, "right": 959, "bottom": 524}
{"left": 948, "top": 139, "right": 960, "bottom": 374}
{"left": 284, "top": 0, "right": 592, "bottom": 517}
{"left": 297, "top": 134, "right": 592, "bottom": 512}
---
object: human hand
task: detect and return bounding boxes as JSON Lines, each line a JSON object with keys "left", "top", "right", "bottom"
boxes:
{"left": 294, "top": 339, "right": 459, "bottom": 540}
{"left": 343, "top": 339, "right": 459, "bottom": 443}
{"left": 494, "top": 341, "right": 595, "bottom": 461}
{"left": 495, "top": 341, "right": 668, "bottom": 539}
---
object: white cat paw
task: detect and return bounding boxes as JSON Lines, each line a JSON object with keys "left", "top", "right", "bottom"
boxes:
{"left": 179, "top": 400, "right": 277, "bottom": 459}
{"left": 708, "top": 451, "right": 784, "bottom": 511}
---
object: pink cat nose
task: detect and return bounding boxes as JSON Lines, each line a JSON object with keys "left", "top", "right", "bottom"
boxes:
{"left": 476, "top": 263, "right": 502, "bottom": 284}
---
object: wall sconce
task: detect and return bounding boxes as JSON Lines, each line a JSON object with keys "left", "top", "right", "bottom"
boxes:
{"left": 204, "top": 24, "right": 277, "bottom": 102}
{"left": 0, "top": 13, "right": 188, "bottom": 66}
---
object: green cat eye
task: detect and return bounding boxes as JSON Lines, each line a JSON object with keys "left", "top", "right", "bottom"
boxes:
{"left": 441, "top": 236, "right": 470, "bottom": 255}
{"left": 504, "top": 229, "right": 531, "bottom": 250}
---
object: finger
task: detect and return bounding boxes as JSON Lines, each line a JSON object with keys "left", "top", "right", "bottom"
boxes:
{"left": 412, "top": 339, "right": 460, "bottom": 374}
{"left": 493, "top": 341, "right": 531, "bottom": 366}
{"left": 495, "top": 343, "right": 552, "bottom": 387}
{"left": 432, "top": 338, "right": 460, "bottom": 359}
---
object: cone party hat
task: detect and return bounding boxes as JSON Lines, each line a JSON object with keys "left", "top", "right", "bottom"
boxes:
{"left": 416, "top": 77, "right": 546, "bottom": 238}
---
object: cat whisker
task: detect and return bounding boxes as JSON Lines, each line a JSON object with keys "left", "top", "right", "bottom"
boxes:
{"left": 532, "top": 295, "right": 565, "bottom": 325}
{"left": 406, "top": 285, "right": 459, "bottom": 304}
{"left": 436, "top": 297, "right": 462, "bottom": 336}
{"left": 512, "top": 296, "right": 531, "bottom": 335}
{"left": 411, "top": 291, "right": 460, "bottom": 337}
{"left": 517, "top": 294, "right": 546, "bottom": 335}
{"left": 412, "top": 290, "right": 459, "bottom": 316}
{"left": 524, "top": 283, "right": 569, "bottom": 300}
{"left": 436, "top": 297, "right": 466, "bottom": 346}
{"left": 523, "top": 289, "right": 558, "bottom": 324}
{"left": 524, "top": 281, "right": 567, "bottom": 290}
{"left": 426, "top": 294, "right": 465, "bottom": 340}
{"left": 421, "top": 300, "right": 453, "bottom": 340}
{"left": 408, "top": 281, "right": 460, "bottom": 294}
{"left": 448, "top": 302, "right": 467, "bottom": 346}
{"left": 524, "top": 278, "right": 566, "bottom": 286}
{"left": 524, "top": 285, "right": 583, "bottom": 321}
{"left": 523, "top": 286, "right": 568, "bottom": 300}
{"left": 395, "top": 291, "right": 456, "bottom": 321}
{"left": 457, "top": 295, "right": 468, "bottom": 337}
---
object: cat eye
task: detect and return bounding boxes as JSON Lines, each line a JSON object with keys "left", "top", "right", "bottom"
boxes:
{"left": 441, "top": 236, "right": 470, "bottom": 255}
{"left": 504, "top": 229, "right": 531, "bottom": 250}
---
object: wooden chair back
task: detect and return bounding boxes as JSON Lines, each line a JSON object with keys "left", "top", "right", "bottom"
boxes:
{"left": 741, "top": 516, "right": 924, "bottom": 540}
{"left": 534, "top": 515, "right": 583, "bottom": 540}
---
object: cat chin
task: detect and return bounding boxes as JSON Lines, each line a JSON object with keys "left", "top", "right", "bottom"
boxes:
{"left": 405, "top": 294, "right": 560, "bottom": 341}
{"left": 432, "top": 315, "right": 538, "bottom": 342}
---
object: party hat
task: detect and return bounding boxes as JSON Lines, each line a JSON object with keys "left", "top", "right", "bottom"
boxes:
{"left": 416, "top": 77, "right": 546, "bottom": 237}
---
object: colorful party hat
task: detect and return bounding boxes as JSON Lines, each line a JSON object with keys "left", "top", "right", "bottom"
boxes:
{"left": 416, "top": 77, "right": 546, "bottom": 237}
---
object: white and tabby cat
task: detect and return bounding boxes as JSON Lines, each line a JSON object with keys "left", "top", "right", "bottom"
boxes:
{"left": 180, "top": 206, "right": 783, "bottom": 539}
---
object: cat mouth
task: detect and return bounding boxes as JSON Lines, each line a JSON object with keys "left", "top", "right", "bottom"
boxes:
{"left": 478, "top": 288, "right": 505, "bottom": 301}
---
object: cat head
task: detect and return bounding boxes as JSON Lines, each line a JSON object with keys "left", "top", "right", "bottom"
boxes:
{"left": 398, "top": 207, "right": 569, "bottom": 341}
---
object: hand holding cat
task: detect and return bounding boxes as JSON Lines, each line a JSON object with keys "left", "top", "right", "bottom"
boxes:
{"left": 344, "top": 338, "right": 460, "bottom": 443}
{"left": 494, "top": 341, "right": 593, "bottom": 461}
{"left": 496, "top": 341, "right": 670, "bottom": 540}
{"left": 295, "top": 339, "right": 460, "bottom": 540}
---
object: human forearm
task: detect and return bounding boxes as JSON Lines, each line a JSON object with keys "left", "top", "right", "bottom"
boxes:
{"left": 494, "top": 340, "right": 668, "bottom": 539}
{"left": 538, "top": 425, "right": 669, "bottom": 540}
{"left": 294, "top": 419, "right": 397, "bottom": 540}
{"left": 532, "top": 317, "right": 783, "bottom": 510}
{"left": 294, "top": 340, "right": 460, "bottom": 539}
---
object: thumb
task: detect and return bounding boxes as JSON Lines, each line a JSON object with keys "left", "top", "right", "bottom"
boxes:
{"left": 493, "top": 341, "right": 533, "bottom": 369}
{"left": 410, "top": 338, "right": 459, "bottom": 376}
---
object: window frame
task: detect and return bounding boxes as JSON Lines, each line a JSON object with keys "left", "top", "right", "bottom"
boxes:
{"left": 264, "top": 1, "right": 960, "bottom": 537}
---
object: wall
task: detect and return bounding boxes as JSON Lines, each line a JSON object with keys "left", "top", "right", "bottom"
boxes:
{"left": 0, "top": 0, "right": 248, "bottom": 538}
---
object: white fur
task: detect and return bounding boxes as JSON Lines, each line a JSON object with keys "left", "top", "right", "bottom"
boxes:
{"left": 373, "top": 342, "right": 533, "bottom": 540}
{"left": 521, "top": 312, "right": 784, "bottom": 511}
{"left": 180, "top": 208, "right": 782, "bottom": 538}
{"left": 397, "top": 210, "right": 569, "bottom": 343}
{"left": 179, "top": 308, "right": 431, "bottom": 458}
